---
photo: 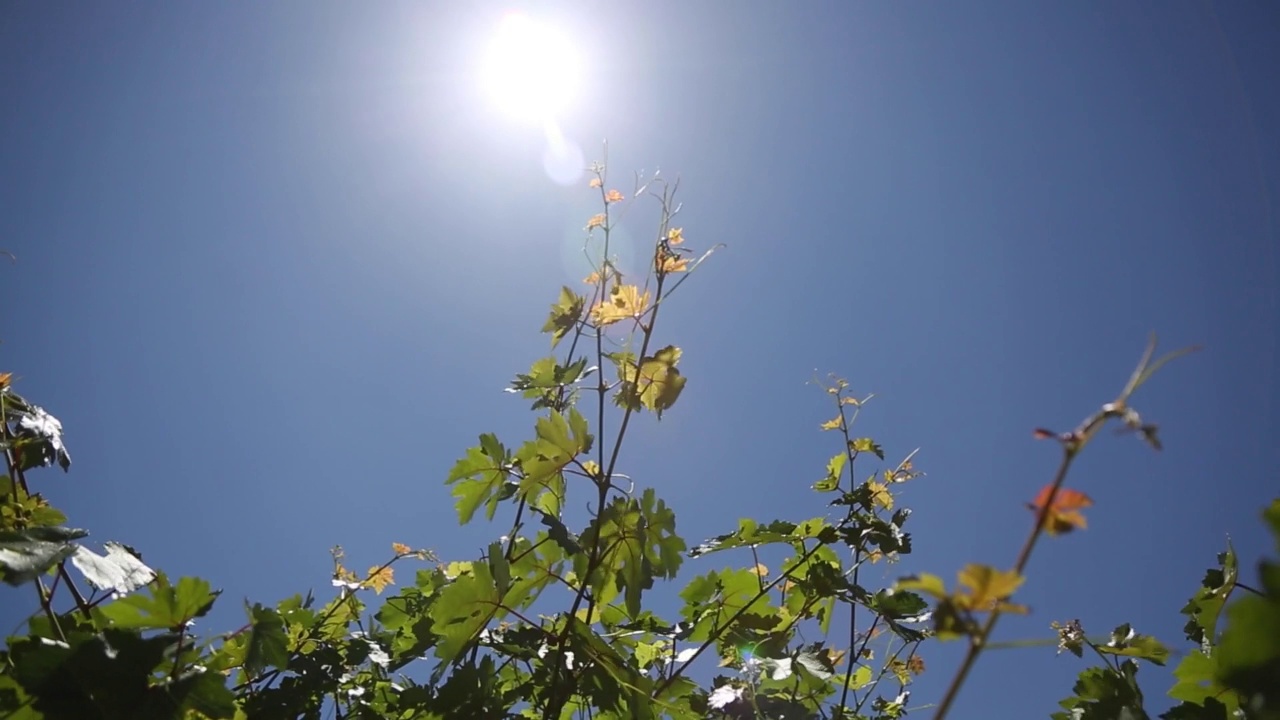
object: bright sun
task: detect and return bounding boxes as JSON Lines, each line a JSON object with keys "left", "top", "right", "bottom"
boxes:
{"left": 481, "top": 13, "right": 581, "bottom": 122}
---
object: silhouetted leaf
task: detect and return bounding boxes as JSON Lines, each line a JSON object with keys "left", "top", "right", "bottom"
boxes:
{"left": 0, "top": 526, "right": 87, "bottom": 586}
{"left": 96, "top": 573, "right": 220, "bottom": 631}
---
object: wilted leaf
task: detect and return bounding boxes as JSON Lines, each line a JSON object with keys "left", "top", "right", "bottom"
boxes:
{"left": 587, "top": 213, "right": 606, "bottom": 230}
{"left": 1028, "top": 486, "right": 1093, "bottom": 535}
{"left": 70, "top": 542, "right": 156, "bottom": 598}
{"left": 392, "top": 542, "right": 412, "bottom": 556}
{"left": 819, "top": 416, "right": 843, "bottom": 431}
{"left": 605, "top": 189, "right": 624, "bottom": 203}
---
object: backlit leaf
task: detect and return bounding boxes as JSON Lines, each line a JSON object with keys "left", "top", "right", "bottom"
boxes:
{"left": 813, "top": 452, "right": 846, "bottom": 492}
{"left": 366, "top": 566, "right": 394, "bottom": 594}
{"left": 1028, "top": 486, "right": 1094, "bottom": 536}
{"left": 956, "top": 564, "right": 1026, "bottom": 613}
{"left": 849, "top": 437, "right": 884, "bottom": 460}
{"left": 97, "top": 573, "right": 220, "bottom": 630}
{"left": 541, "top": 286, "right": 584, "bottom": 349}
{"left": 244, "top": 603, "right": 289, "bottom": 677}
{"left": 819, "top": 416, "right": 843, "bottom": 431}
{"left": 590, "top": 284, "right": 650, "bottom": 327}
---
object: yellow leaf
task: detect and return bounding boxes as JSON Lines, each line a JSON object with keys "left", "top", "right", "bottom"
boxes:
{"left": 605, "top": 189, "right": 624, "bottom": 203}
{"left": 866, "top": 481, "right": 893, "bottom": 510}
{"left": 750, "top": 563, "right": 768, "bottom": 577}
{"left": 581, "top": 460, "right": 602, "bottom": 479}
{"left": 896, "top": 573, "right": 947, "bottom": 600}
{"left": 655, "top": 249, "right": 688, "bottom": 274}
{"left": 586, "top": 213, "right": 606, "bottom": 230}
{"left": 955, "top": 564, "right": 1024, "bottom": 612}
{"left": 825, "top": 648, "right": 846, "bottom": 667}
{"left": 589, "top": 177, "right": 602, "bottom": 188}
{"left": 391, "top": 542, "right": 412, "bottom": 556}
{"left": 583, "top": 271, "right": 600, "bottom": 285}
{"left": 865, "top": 549, "right": 885, "bottom": 564}
{"left": 819, "top": 416, "right": 843, "bottom": 431}
{"left": 365, "top": 566, "right": 395, "bottom": 595}
{"left": 666, "top": 227, "right": 684, "bottom": 245}
{"left": 590, "top": 284, "right": 650, "bottom": 327}
{"left": 840, "top": 396, "right": 860, "bottom": 406}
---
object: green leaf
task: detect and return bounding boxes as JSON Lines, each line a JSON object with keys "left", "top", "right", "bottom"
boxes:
{"left": 1180, "top": 542, "right": 1238, "bottom": 647}
{"left": 0, "top": 526, "right": 88, "bottom": 586}
{"left": 1097, "top": 623, "right": 1171, "bottom": 666}
{"left": 813, "top": 452, "right": 847, "bottom": 492}
{"left": 1053, "top": 662, "right": 1149, "bottom": 720}
{"left": 1160, "top": 697, "right": 1229, "bottom": 720}
{"left": 6, "top": 629, "right": 223, "bottom": 719}
{"left": 849, "top": 437, "right": 884, "bottom": 460}
{"left": 579, "top": 489, "right": 684, "bottom": 617}
{"left": 488, "top": 541, "right": 511, "bottom": 597}
{"left": 445, "top": 435, "right": 512, "bottom": 524}
{"left": 616, "top": 346, "right": 687, "bottom": 418}
{"left": 244, "top": 602, "right": 289, "bottom": 677}
{"left": 541, "top": 285, "right": 584, "bottom": 348}
{"left": 690, "top": 518, "right": 836, "bottom": 557}
{"left": 96, "top": 573, "right": 220, "bottom": 631}
{"left": 1167, "top": 649, "right": 1238, "bottom": 715}
{"left": 429, "top": 561, "right": 499, "bottom": 664}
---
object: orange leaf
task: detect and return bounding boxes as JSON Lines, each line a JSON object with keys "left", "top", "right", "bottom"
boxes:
{"left": 589, "top": 177, "right": 602, "bottom": 188}
{"left": 605, "top": 189, "right": 624, "bottom": 203}
{"left": 1028, "top": 486, "right": 1093, "bottom": 535}
{"left": 0, "top": 372, "right": 11, "bottom": 389}
{"left": 391, "top": 542, "right": 412, "bottom": 556}
{"left": 586, "top": 214, "right": 606, "bottom": 230}
{"left": 666, "top": 227, "right": 684, "bottom": 245}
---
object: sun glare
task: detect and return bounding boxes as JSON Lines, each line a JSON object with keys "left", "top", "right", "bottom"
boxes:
{"left": 481, "top": 13, "right": 581, "bottom": 122}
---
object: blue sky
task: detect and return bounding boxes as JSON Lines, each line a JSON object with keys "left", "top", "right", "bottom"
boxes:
{"left": 2, "top": 2, "right": 1278, "bottom": 716}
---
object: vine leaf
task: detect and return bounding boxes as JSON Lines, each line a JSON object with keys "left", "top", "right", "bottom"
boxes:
{"left": 591, "top": 284, "right": 649, "bottom": 327}
{"left": 541, "top": 286, "right": 584, "bottom": 348}
{"left": 1028, "top": 486, "right": 1093, "bottom": 535}
{"left": 1097, "top": 623, "right": 1170, "bottom": 666}
{"left": 0, "top": 526, "right": 88, "bottom": 586}
{"left": 617, "top": 346, "right": 687, "bottom": 418}
{"left": 445, "top": 434, "right": 513, "bottom": 525}
{"left": 70, "top": 542, "right": 156, "bottom": 598}
{"left": 96, "top": 573, "right": 221, "bottom": 631}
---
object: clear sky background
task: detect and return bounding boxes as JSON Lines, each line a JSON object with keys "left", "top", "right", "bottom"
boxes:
{"left": 2, "top": 2, "right": 1278, "bottom": 717}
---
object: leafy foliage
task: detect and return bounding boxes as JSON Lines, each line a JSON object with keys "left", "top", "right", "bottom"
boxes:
{"left": 0, "top": 160, "right": 1271, "bottom": 720}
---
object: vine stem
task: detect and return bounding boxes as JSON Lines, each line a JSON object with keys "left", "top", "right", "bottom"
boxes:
{"left": 931, "top": 444, "right": 1078, "bottom": 720}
